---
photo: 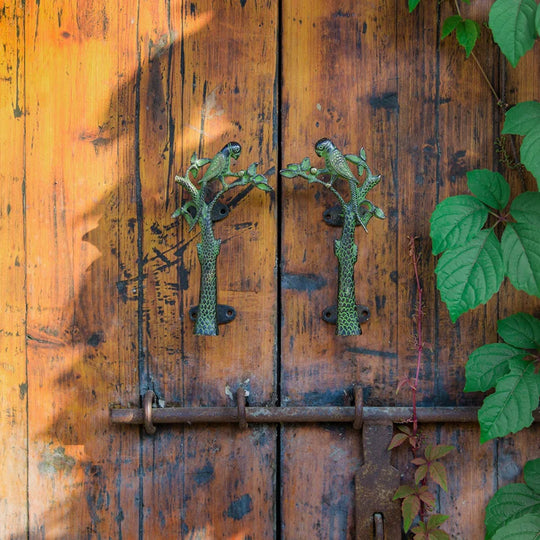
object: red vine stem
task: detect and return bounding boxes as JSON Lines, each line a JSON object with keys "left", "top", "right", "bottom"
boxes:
{"left": 409, "top": 235, "right": 425, "bottom": 521}
{"left": 409, "top": 236, "right": 422, "bottom": 445}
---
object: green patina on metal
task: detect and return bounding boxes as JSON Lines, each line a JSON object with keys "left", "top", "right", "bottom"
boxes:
{"left": 173, "top": 142, "right": 272, "bottom": 336}
{"left": 281, "top": 138, "right": 385, "bottom": 336}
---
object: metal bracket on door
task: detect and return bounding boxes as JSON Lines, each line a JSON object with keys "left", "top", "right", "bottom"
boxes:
{"left": 188, "top": 304, "right": 236, "bottom": 325}
{"left": 322, "top": 303, "right": 370, "bottom": 326}
{"left": 111, "top": 387, "right": 540, "bottom": 539}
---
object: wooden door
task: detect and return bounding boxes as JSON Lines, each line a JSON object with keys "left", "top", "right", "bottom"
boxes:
{"left": 1, "top": 0, "right": 538, "bottom": 538}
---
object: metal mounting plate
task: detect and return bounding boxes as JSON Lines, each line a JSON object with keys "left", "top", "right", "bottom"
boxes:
{"left": 322, "top": 304, "right": 370, "bottom": 325}
{"left": 189, "top": 304, "right": 236, "bottom": 325}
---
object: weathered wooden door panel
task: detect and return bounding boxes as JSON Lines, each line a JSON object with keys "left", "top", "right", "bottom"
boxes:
{"left": 1, "top": 0, "right": 539, "bottom": 538}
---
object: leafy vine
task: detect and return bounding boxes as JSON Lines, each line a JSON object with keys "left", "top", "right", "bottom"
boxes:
{"left": 409, "top": 0, "right": 540, "bottom": 536}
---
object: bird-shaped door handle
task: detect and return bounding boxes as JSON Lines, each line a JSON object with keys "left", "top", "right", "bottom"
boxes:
{"left": 281, "top": 138, "right": 385, "bottom": 336}
{"left": 173, "top": 142, "right": 273, "bottom": 336}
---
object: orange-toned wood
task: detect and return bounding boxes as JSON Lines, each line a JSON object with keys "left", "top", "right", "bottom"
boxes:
{"left": 23, "top": 1, "right": 140, "bottom": 536}
{"left": 172, "top": 2, "right": 278, "bottom": 536}
{"left": 0, "top": 3, "right": 27, "bottom": 537}
{"left": 2, "top": 0, "right": 539, "bottom": 538}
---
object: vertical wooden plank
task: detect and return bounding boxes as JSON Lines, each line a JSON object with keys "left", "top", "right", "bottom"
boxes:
{"left": 400, "top": 1, "right": 538, "bottom": 537}
{"left": 24, "top": 1, "right": 141, "bottom": 536}
{"left": 180, "top": 1, "right": 278, "bottom": 535}
{"left": 394, "top": 0, "right": 438, "bottom": 411}
{"left": 437, "top": 425, "right": 497, "bottom": 539}
{"left": 281, "top": 0, "right": 399, "bottom": 406}
{"left": 397, "top": 1, "right": 500, "bottom": 537}
{"left": 180, "top": 0, "right": 278, "bottom": 403}
{"left": 134, "top": 0, "right": 185, "bottom": 535}
{"left": 0, "top": 3, "right": 27, "bottom": 537}
{"left": 280, "top": 0, "right": 398, "bottom": 536}
{"left": 281, "top": 426, "right": 360, "bottom": 539}
{"left": 136, "top": 0, "right": 279, "bottom": 537}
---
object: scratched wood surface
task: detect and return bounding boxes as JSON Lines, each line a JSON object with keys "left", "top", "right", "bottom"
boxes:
{"left": 0, "top": 3, "right": 27, "bottom": 538}
{"left": 280, "top": 0, "right": 539, "bottom": 538}
{"left": 1, "top": 0, "right": 539, "bottom": 538}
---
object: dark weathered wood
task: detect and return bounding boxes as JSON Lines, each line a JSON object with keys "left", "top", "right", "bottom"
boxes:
{"left": 280, "top": 0, "right": 399, "bottom": 536}
{"left": 0, "top": 4, "right": 27, "bottom": 537}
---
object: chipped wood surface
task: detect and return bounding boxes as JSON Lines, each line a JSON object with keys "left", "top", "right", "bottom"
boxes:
{"left": 0, "top": 0, "right": 538, "bottom": 538}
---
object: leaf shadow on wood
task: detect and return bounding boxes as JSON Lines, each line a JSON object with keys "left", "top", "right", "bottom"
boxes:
{"left": 28, "top": 26, "right": 267, "bottom": 538}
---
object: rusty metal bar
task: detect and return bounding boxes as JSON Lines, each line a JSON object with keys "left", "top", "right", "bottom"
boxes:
{"left": 110, "top": 392, "right": 540, "bottom": 430}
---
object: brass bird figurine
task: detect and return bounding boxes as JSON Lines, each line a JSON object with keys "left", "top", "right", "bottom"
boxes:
{"left": 314, "top": 138, "right": 358, "bottom": 186}
{"left": 198, "top": 141, "right": 242, "bottom": 189}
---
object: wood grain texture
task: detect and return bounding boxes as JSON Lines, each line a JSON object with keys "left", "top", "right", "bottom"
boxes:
{"left": 173, "top": 2, "right": 278, "bottom": 536}
{"left": 1, "top": 0, "right": 538, "bottom": 538}
{"left": 280, "top": 2, "right": 400, "bottom": 535}
{"left": 281, "top": 0, "right": 399, "bottom": 408}
{"left": 24, "top": 1, "right": 140, "bottom": 536}
{"left": 0, "top": 3, "right": 27, "bottom": 537}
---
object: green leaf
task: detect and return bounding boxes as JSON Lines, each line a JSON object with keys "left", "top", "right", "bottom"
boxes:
{"left": 524, "top": 458, "right": 540, "bottom": 494}
{"left": 427, "top": 514, "right": 450, "bottom": 529}
{"left": 393, "top": 485, "right": 416, "bottom": 499}
{"left": 456, "top": 19, "right": 480, "bottom": 57}
{"left": 411, "top": 522, "right": 428, "bottom": 538}
{"left": 402, "top": 495, "right": 421, "bottom": 532}
{"left": 467, "top": 169, "right": 510, "bottom": 210}
{"left": 418, "top": 487, "right": 436, "bottom": 508}
{"left": 280, "top": 168, "right": 299, "bottom": 178}
{"left": 486, "top": 483, "right": 540, "bottom": 538}
{"left": 497, "top": 312, "right": 540, "bottom": 349}
{"left": 479, "top": 358, "right": 540, "bottom": 442}
{"left": 442, "top": 15, "right": 462, "bottom": 39}
{"left": 489, "top": 0, "right": 538, "bottom": 67}
{"left": 502, "top": 101, "right": 540, "bottom": 136}
{"left": 430, "top": 195, "right": 488, "bottom": 255}
{"left": 510, "top": 192, "right": 540, "bottom": 224}
{"left": 429, "top": 462, "right": 449, "bottom": 492}
{"left": 388, "top": 432, "right": 410, "bottom": 450}
{"left": 465, "top": 343, "right": 524, "bottom": 392}
{"left": 428, "top": 530, "right": 451, "bottom": 540}
{"left": 247, "top": 162, "right": 258, "bottom": 176}
{"left": 435, "top": 230, "right": 504, "bottom": 322}
{"left": 409, "top": 0, "right": 421, "bottom": 12}
{"left": 536, "top": 2, "right": 540, "bottom": 36}
{"left": 502, "top": 223, "right": 540, "bottom": 296}
{"left": 492, "top": 514, "right": 540, "bottom": 539}
{"left": 424, "top": 444, "right": 454, "bottom": 461}
{"left": 519, "top": 125, "right": 540, "bottom": 186}
{"left": 415, "top": 464, "right": 429, "bottom": 485}
{"left": 300, "top": 157, "right": 311, "bottom": 171}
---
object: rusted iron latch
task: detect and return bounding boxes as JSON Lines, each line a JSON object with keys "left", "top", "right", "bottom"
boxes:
{"left": 352, "top": 388, "right": 401, "bottom": 540}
